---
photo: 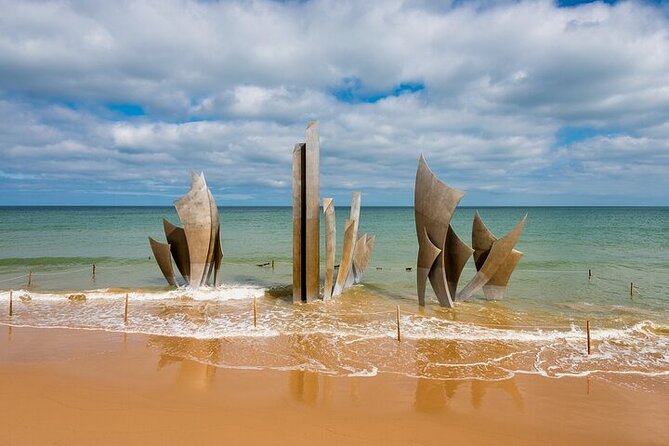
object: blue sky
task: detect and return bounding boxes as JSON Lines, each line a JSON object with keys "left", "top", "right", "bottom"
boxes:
{"left": 1, "top": 0, "right": 669, "bottom": 206}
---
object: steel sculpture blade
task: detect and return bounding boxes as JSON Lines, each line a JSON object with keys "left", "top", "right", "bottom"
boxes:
{"left": 323, "top": 198, "right": 336, "bottom": 300}
{"left": 203, "top": 188, "right": 220, "bottom": 285}
{"left": 212, "top": 224, "right": 223, "bottom": 287}
{"left": 352, "top": 233, "right": 375, "bottom": 284}
{"left": 333, "top": 192, "right": 361, "bottom": 296}
{"left": 175, "top": 172, "right": 214, "bottom": 287}
{"left": 456, "top": 213, "right": 526, "bottom": 301}
{"left": 332, "top": 219, "right": 355, "bottom": 297}
{"left": 148, "top": 237, "right": 177, "bottom": 286}
{"left": 483, "top": 249, "right": 523, "bottom": 300}
{"left": 163, "top": 218, "right": 190, "bottom": 284}
{"left": 444, "top": 225, "right": 474, "bottom": 299}
{"left": 414, "top": 154, "right": 466, "bottom": 307}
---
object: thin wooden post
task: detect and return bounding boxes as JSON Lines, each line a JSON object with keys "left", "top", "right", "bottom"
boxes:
{"left": 124, "top": 293, "right": 129, "bottom": 324}
{"left": 27, "top": 270, "right": 32, "bottom": 287}
{"left": 588, "top": 269, "right": 592, "bottom": 279}
{"left": 8, "top": 290, "right": 13, "bottom": 317}
{"left": 630, "top": 282, "right": 634, "bottom": 297}
{"left": 271, "top": 260, "right": 275, "bottom": 270}
{"left": 253, "top": 297, "right": 257, "bottom": 328}
{"left": 586, "top": 320, "right": 591, "bottom": 355}
{"left": 92, "top": 264, "right": 96, "bottom": 280}
{"left": 396, "top": 305, "right": 401, "bottom": 342}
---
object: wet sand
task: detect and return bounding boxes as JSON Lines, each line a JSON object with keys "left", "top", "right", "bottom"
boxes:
{"left": 1, "top": 326, "right": 667, "bottom": 446}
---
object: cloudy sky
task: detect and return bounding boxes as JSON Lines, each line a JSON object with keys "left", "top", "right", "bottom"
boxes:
{"left": 1, "top": 0, "right": 668, "bottom": 206}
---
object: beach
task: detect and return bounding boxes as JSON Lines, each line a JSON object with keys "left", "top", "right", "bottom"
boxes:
{"left": 2, "top": 325, "right": 668, "bottom": 446}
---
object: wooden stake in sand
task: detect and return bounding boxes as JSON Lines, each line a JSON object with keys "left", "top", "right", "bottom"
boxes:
{"left": 124, "top": 293, "right": 129, "bottom": 324}
{"left": 630, "top": 282, "right": 634, "bottom": 297}
{"left": 253, "top": 297, "right": 257, "bottom": 328}
{"left": 8, "top": 290, "right": 13, "bottom": 317}
{"left": 586, "top": 320, "right": 591, "bottom": 355}
{"left": 92, "top": 264, "right": 96, "bottom": 281}
{"left": 396, "top": 305, "right": 401, "bottom": 342}
{"left": 27, "top": 270, "right": 32, "bottom": 287}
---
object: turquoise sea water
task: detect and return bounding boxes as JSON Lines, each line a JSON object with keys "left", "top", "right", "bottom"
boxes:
{"left": 1, "top": 206, "right": 668, "bottom": 381}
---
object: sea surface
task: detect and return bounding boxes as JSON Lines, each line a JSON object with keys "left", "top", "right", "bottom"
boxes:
{"left": 1, "top": 206, "right": 668, "bottom": 385}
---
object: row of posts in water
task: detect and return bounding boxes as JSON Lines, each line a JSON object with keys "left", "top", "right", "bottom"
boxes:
{"left": 4, "top": 288, "right": 602, "bottom": 356}
{"left": 16, "top": 264, "right": 640, "bottom": 298}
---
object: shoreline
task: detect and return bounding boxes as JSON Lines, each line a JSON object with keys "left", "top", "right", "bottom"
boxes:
{"left": 2, "top": 326, "right": 668, "bottom": 445}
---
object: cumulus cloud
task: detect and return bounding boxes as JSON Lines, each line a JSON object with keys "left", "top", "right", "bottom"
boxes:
{"left": 0, "top": 0, "right": 668, "bottom": 205}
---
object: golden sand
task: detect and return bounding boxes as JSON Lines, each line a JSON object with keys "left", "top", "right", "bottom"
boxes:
{"left": 1, "top": 326, "right": 667, "bottom": 446}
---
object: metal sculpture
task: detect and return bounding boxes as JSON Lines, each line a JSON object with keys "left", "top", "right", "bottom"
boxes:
{"left": 149, "top": 172, "right": 222, "bottom": 287}
{"left": 415, "top": 154, "right": 471, "bottom": 307}
{"left": 333, "top": 192, "right": 361, "bottom": 296}
{"left": 292, "top": 121, "right": 320, "bottom": 303}
{"left": 148, "top": 237, "right": 177, "bottom": 286}
{"left": 323, "top": 198, "right": 336, "bottom": 300}
{"left": 351, "top": 233, "right": 375, "bottom": 284}
{"left": 414, "top": 154, "right": 525, "bottom": 306}
{"left": 456, "top": 212, "right": 525, "bottom": 301}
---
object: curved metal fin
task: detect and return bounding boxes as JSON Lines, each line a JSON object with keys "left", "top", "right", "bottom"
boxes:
{"left": 148, "top": 237, "right": 177, "bottom": 287}
{"left": 212, "top": 224, "right": 223, "bottom": 287}
{"left": 352, "top": 233, "right": 375, "bottom": 284}
{"left": 457, "top": 214, "right": 526, "bottom": 301}
{"left": 334, "top": 192, "right": 361, "bottom": 296}
{"left": 444, "top": 225, "right": 474, "bottom": 299}
{"left": 203, "top": 188, "right": 220, "bottom": 286}
{"left": 483, "top": 249, "right": 523, "bottom": 300}
{"left": 417, "top": 226, "right": 442, "bottom": 306}
{"left": 472, "top": 211, "right": 497, "bottom": 269}
{"left": 163, "top": 218, "right": 190, "bottom": 284}
{"left": 333, "top": 219, "right": 355, "bottom": 297}
{"left": 351, "top": 233, "right": 368, "bottom": 285}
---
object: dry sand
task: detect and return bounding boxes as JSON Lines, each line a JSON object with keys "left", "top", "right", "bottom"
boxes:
{"left": 1, "top": 326, "right": 667, "bottom": 446}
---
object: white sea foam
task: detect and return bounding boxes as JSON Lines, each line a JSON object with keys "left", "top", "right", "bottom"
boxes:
{"left": 0, "top": 284, "right": 266, "bottom": 303}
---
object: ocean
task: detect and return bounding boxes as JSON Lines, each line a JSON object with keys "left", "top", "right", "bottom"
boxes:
{"left": 1, "top": 206, "right": 668, "bottom": 383}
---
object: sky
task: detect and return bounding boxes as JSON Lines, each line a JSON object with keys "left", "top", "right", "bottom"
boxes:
{"left": 1, "top": 0, "right": 668, "bottom": 206}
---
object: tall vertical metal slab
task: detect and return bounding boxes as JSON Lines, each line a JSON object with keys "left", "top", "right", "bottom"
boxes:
{"left": 292, "top": 122, "right": 321, "bottom": 303}
{"left": 292, "top": 143, "right": 305, "bottom": 303}
{"left": 323, "top": 198, "right": 336, "bottom": 300}
{"left": 304, "top": 121, "right": 320, "bottom": 302}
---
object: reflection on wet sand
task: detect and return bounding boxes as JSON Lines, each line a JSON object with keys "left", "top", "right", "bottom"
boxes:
{"left": 414, "top": 338, "right": 524, "bottom": 413}
{"left": 471, "top": 379, "right": 523, "bottom": 411}
{"left": 289, "top": 370, "right": 320, "bottom": 404}
{"left": 149, "top": 336, "right": 221, "bottom": 390}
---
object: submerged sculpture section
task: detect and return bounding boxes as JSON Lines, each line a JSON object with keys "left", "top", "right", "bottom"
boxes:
{"left": 456, "top": 212, "right": 525, "bottom": 301}
{"left": 414, "top": 155, "right": 525, "bottom": 307}
{"left": 149, "top": 172, "right": 222, "bottom": 287}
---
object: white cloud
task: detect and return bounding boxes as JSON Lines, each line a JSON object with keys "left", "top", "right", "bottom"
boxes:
{"left": 0, "top": 0, "right": 668, "bottom": 204}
